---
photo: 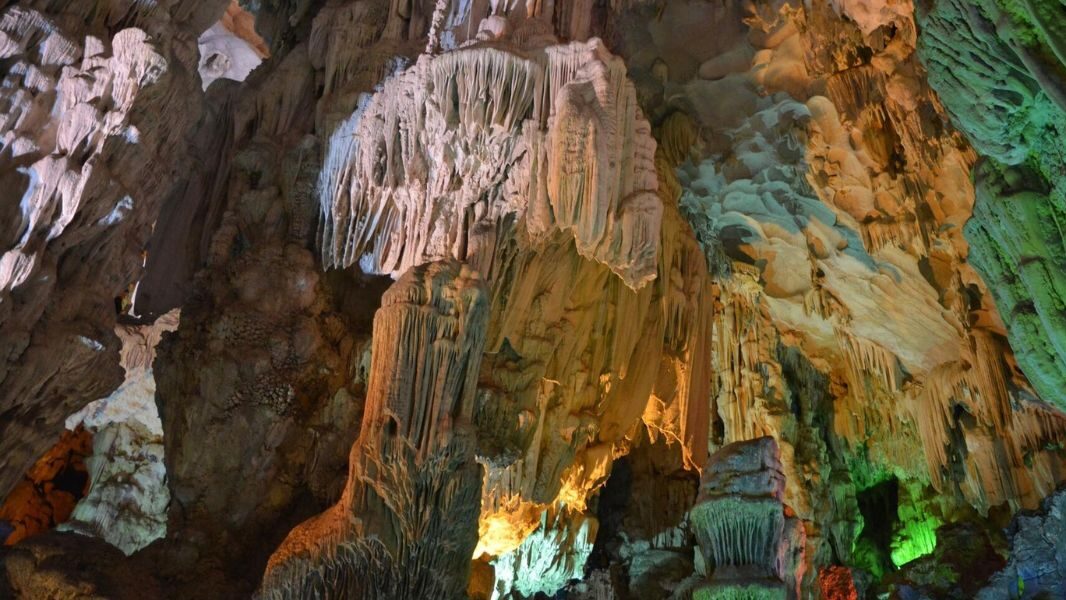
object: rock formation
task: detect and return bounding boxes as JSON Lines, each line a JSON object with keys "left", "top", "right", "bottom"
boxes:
{"left": 977, "top": 486, "right": 1066, "bottom": 599}
{"left": 689, "top": 437, "right": 802, "bottom": 600}
{"left": 0, "top": 0, "right": 230, "bottom": 501}
{"left": 261, "top": 260, "right": 489, "bottom": 599}
{"left": 60, "top": 310, "right": 179, "bottom": 555}
{"left": 917, "top": 0, "right": 1066, "bottom": 414}
{"left": 0, "top": 0, "right": 1064, "bottom": 598}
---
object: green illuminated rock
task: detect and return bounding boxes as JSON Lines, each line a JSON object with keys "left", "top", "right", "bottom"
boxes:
{"left": 692, "top": 580, "right": 787, "bottom": 600}
{"left": 890, "top": 482, "right": 941, "bottom": 568}
{"left": 491, "top": 507, "right": 598, "bottom": 600}
{"left": 919, "top": 0, "right": 1066, "bottom": 411}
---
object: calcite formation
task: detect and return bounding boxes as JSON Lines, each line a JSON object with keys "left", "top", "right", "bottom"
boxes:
{"left": 317, "top": 38, "right": 661, "bottom": 289}
{"left": 199, "top": 1, "right": 270, "bottom": 90}
{"left": 0, "top": 0, "right": 1065, "bottom": 598}
{"left": 689, "top": 438, "right": 803, "bottom": 600}
{"left": 918, "top": 0, "right": 1066, "bottom": 413}
{"left": 60, "top": 310, "right": 179, "bottom": 555}
{"left": 261, "top": 261, "right": 488, "bottom": 599}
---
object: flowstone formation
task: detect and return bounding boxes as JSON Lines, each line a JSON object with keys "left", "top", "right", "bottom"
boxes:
{"left": 0, "top": 0, "right": 1065, "bottom": 598}
{"left": 59, "top": 310, "right": 179, "bottom": 555}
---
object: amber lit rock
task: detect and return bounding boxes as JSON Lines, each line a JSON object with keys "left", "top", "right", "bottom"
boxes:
{"left": 260, "top": 261, "right": 488, "bottom": 599}
{"left": 0, "top": 428, "right": 91, "bottom": 547}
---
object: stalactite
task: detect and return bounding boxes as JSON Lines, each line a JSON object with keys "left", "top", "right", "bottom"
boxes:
{"left": 0, "top": 2, "right": 1063, "bottom": 599}
{"left": 317, "top": 39, "right": 661, "bottom": 290}
{"left": 0, "top": 0, "right": 229, "bottom": 502}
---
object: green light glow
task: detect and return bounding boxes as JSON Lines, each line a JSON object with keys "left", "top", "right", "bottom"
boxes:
{"left": 692, "top": 582, "right": 788, "bottom": 600}
{"left": 889, "top": 514, "right": 939, "bottom": 567}
{"left": 889, "top": 484, "right": 941, "bottom": 568}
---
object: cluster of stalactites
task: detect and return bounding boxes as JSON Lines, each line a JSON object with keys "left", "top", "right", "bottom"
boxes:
{"left": 317, "top": 37, "right": 661, "bottom": 290}
{"left": 0, "top": 0, "right": 227, "bottom": 500}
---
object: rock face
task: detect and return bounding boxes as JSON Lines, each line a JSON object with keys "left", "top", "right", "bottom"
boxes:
{"left": 0, "top": 531, "right": 162, "bottom": 600}
{"left": 918, "top": 0, "right": 1066, "bottom": 413}
{"left": 261, "top": 261, "right": 489, "bottom": 599}
{"left": 0, "top": 0, "right": 229, "bottom": 501}
{"left": 0, "top": 0, "right": 1065, "bottom": 599}
{"left": 978, "top": 486, "right": 1066, "bottom": 599}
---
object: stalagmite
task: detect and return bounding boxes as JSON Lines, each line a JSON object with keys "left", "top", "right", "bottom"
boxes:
{"left": 689, "top": 437, "right": 799, "bottom": 600}
{"left": 260, "top": 261, "right": 489, "bottom": 599}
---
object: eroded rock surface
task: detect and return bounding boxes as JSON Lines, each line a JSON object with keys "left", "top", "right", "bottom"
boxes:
{"left": 0, "top": 0, "right": 229, "bottom": 500}
{"left": 918, "top": 0, "right": 1066, "bottom": 414}
{"left": 0, "top": 0, "right": 1064, "bottom": 598}
{"left": 261, "top": 261, "right": 489, "bottom": 599}
{"left": 978, "top": 486, "right": 1066, "bottom": 599}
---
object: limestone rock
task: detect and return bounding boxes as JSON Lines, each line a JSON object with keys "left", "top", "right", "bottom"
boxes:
{"left": 977, "top": 487, "right": 1066, "bottom": 599}
{"left": 0, "top": 428, "right": 91, "bottom": 547}
{"left": 260, "top": 261, "right": 489, "bottom": 599}
{"left": 59, "top": 310, "right": 179, "bottom": 555}
{"left": 0, "top": 531, "right": 162, "bottom": 600}
{"left": 199, "top": 1, "right": 269, "bottom": 89}
{"left": 690, "top": 438, "right": 795, "bottom": 599}
{"left": 0, "top": 0, "right": 229, "bottom": 500}
{"left": 491, "top": 506, "right": 598, "bottom": 599}
{"left": 0, "top": 1, "right": 1062, "bottom": 599}
{"left": 919, "top": 0, "right": 1066, "bottom": 413}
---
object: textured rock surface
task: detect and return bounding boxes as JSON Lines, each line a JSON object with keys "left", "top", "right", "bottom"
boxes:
{"left": 261, "top": 261, "right": 488, "bottom": 599}
{"left": 199, "top": 1, "right": 269, "bottom": 90}
{"left": 918, "top": 0, "right": 1066, "bottom": 413}
{"left": 977, "top": 486, "right": 1066, "bottom": 599}
{"left": 690, "top": 438, "right": 800, "bottom": 599}
{"left": 0, "top": 0, "right": 1064, "bottom": 598}
{"left": 59, "top": 310, "right": 179, "bottom": 555}
{"left": 0, "top": 531, "right": 162, "bottom": 600}
{"left": 318, "top": 39, "right": 661, "bottom": 289}
{"left": 0, "top": 0, "right": 229, "bottom": 500}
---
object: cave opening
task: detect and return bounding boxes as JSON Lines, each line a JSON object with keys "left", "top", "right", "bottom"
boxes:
{"left": 587, "top": 454, "right": 633, "bottom": 574}
{"left": 854, "top": 477, "right": 899, "bottom": 578}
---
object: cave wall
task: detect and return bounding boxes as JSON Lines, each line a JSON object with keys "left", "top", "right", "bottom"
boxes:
{"left": 917, "top": 0, "right": 1066, "bottom": 414}
{"left": 0, "top": 0, "right": 231, "bottom": 500}
{"left": 0, "top": 0, "right": 1064, "bottom": 598}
